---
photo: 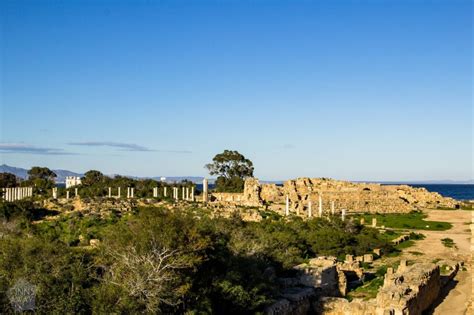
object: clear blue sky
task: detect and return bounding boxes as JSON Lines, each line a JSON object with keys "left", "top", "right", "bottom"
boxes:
{"left": 0, "top": 0, "right": 472, "bottom": 181}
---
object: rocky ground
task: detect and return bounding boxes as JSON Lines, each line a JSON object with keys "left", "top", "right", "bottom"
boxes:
{"left": 399, "top": 209, "right": 472, "bottom": 314}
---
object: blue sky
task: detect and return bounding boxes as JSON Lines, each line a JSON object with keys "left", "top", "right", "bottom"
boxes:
{"left": 0, "top": 0, "right": 472, "bottom": 181}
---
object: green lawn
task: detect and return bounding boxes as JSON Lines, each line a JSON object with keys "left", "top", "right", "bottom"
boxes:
{"left": 356, "top": 212, "right": 452, "bottom": 231}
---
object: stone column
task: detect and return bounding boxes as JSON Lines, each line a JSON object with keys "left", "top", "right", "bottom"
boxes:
{"left": 191, "top": 187, "right": 195, "bottom": 201}
{"left": 131, "top": 188, "right": 134, "bottom": 198}
{"left": 108, "top": 187, "right": 112, "bottom": 198}
{"left": 127, "top": 187, "right": 130, "bottom": 199}
{"left": 182, "top": 187, "right": 185, "bottom": 200}
{"left": 331, "top": 201, "right": 335, "bottom": 215}
{"left": 372, "top": 218, "right": 377, "bottom": 228}
{"left": 186, "top": 187, "right": 189, "bottom": 201}
{"left": 285, "top": 195, "right": 290, "bottom": 216}
{"left": 5, "top": 188, "right": 10, "bottom": 201}
{"left": 118, "top": 187, "right": 121, "bottom": 198}
{"left": 75, "top": 188, "right": 78, "bottom": 197}
{"left": 29, "top": 187, "right": 33, "bottom": 197}
{"left": 164, "top": 186, "right": 167, "bottom": 197}
{"left": 308, "top": 200, "right": 312, "bottom": 218}
{"left": 203, "top": 179, "right": 209, "bottom": 202}
{"left": 52, "top": 187, "right": 58, "bottom": 199}
{"left": 341, "top": 209, "right": 346, "bottom": 221}
{"left": 318, "top": 195, "right": 323, "bottom": 217}
{"left": 66, "top": 191, "right": 70, "bottom": 199}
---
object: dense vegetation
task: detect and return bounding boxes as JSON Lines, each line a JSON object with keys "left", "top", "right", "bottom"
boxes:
{"left": 0, "top": 201, "right": 393, "bottom": 314}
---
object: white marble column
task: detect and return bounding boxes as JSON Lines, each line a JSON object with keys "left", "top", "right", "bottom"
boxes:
{"left": 285, "top": 195, "right": 290, "bottom": 216}
{"left": 203, "top": 179, "right": 209, "bottom": 202}
{"left": 66, "top": 191, "right": 70, "bottom": 199}
{"left": 342, "top": 209, "right": 346, "bottom": 221}
{"left": 52, "top": 187, "right": 58, "bottom": 199}
{"left": 164, "top": 186, "right": 167, "bottom": 197}
{"left": 131, "top": 188, "right": 134, "bottom": 198}
{"left": 75, "top": 188, "right": 78, "bottom": 197}
{"left": 118, "top": 187, "right": 121, "bottom": 198}
{"left": 191, "top": 187, "right": 195, "bottom": 201}
{"left": 108, "top": 187, "right": 112, "bottom": 198}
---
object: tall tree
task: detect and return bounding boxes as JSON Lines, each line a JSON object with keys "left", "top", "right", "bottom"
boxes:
{"left": 0, "top": 173, "right": 18, "bottom": 188}
{"left": 205, "top": 150, "right": 254, "bottom": 192}
{"left": 82, "top": 170, "right": 105, "bottom": 186}
{"left": 27, "top": 167, "right": 57, "bottom": 181}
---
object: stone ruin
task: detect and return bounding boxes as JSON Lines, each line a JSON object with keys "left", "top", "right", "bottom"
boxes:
{"left": 264, "top": 256, "right": 461, "bottom": 315}
{"left": 211, "top": 177, "right": 458, "bottom": 214}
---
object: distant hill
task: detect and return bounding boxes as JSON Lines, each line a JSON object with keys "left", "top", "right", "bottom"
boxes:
{"left": 0, "top": 164, "right": 210, "bottom": 184}
{"left": 0, "top": 164, "right": 83, "bottom": 183}
{"left": 0, "top": 164, "right": 29, "bottom": 179}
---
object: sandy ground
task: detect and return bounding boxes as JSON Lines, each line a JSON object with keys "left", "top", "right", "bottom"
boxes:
{"left": 399, "top": 209, "right": 472, "bottom": 314}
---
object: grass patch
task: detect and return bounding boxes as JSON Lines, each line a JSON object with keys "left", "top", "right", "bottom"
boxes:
{"left": 440, "top": 264, "right": 452, "bottom": 275}
{"left": 356, "top": 211, "right": 452, "bottom": 231}
{"left": 441, "top": 238, "right": 456, "bottom": 248}
{"left": 394, "top": 240, "right": 415, "bottom": 250}
{"left": 347, "top": 276, "right": 384, "bottom": 301}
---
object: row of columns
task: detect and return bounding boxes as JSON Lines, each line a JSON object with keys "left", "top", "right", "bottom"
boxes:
{"left": 171, "top": 186, "right": 196, "bottom": 201}
{"left": 285, "top": 195, "right": 344, "bottom": 220}
{"left": 1, "top": 187, "right": 33, "bottom": 202}
{"left": 101, "top": 186, "right": 195, "bottom": 200}
{"left": 52, "top": 187, "right": 79, "bottom": 200}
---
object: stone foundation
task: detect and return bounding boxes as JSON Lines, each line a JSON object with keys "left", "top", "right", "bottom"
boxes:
{"left": 210, "top": 178, "right": 458, "bottom": 214}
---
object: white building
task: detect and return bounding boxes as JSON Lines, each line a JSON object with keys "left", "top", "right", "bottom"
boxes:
{"left": 65, "top": 176, "right": 82, "bottom": 188}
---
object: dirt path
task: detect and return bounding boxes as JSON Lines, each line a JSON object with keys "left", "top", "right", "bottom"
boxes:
{"left": 399, "top": 209, "right": 472, "bottom": 314}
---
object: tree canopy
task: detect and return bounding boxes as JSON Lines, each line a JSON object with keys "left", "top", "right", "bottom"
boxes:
{"left": 27, "top": 167, "right": 57, "bottom": 181}
{"left": 0, "top": 172, "right": 17, "bottom": 188}
{"left": 205, "top": 150, "right": 254, "bottom": 192}
{"left": 82, "top": 170, "right": 105, "bottom": 186}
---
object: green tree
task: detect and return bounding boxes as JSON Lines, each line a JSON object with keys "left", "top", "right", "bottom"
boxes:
{"left": 82, "top": 170, "right": 106, "bottom": 186}
{"left": 0, "top": 172, "right": 17, "bottom": 188}
{"left": 27, "top": 167, "right": 57, "bottom": 181}
{"left": 26, "top": 167, "right": 56, "bottom": 193}
{"left": 205, "top": 150, "right": 254, "bottom": 192}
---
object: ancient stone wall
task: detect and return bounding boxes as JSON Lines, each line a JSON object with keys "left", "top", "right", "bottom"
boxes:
{"left": 316, "top": 263, "right": 442, "bottom": 315}
{"left": 376, "top": 263, "right": 440, "bottom": 314}
{"left": 215, "top": 178, "right": 458, "bottom": 214}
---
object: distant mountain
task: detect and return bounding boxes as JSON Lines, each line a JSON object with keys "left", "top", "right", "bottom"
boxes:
{"left": 0, "top": 164, "right": 28, "bottom": 179}
{"left": 0, "top": 164, "right": 83, "bottom": 183}
{"left": 0, "top": 164, "right": 209, "bottom": 184}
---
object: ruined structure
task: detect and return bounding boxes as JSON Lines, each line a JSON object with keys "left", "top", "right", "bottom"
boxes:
{"left": 266, "top": 259, "right": 456, "bottom": 315}
{"left": 211, "top": 178, "right": 458, "bottom": 214}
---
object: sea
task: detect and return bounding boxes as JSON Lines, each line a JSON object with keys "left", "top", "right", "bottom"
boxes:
{"left": 402, "top": 184, "right": 474, "bottom": 201}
